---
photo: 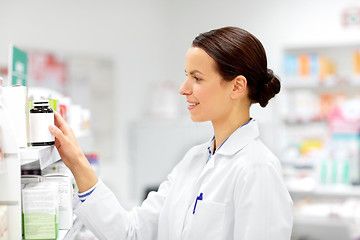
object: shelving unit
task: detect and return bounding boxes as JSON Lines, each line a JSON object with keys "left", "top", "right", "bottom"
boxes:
{"left": 282, "top": 42, "right": 360, "bottom": 240}
{"left": 0, "top": 154, "right": 21, "bottom": 240}
{"left": 281, "top": 41, "right": 360, "bottom": 160}
{"left": 21, "top": 146, "right": 75, "bottom": 240}
{"left": 0, "top": 145, "right": 76, "bottom": 239}
{"left": 0, "top": 45, "right": 98, "bottom": 238}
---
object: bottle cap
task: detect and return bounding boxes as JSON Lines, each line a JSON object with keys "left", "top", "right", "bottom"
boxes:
{"left": 33, "top": 99, "right": 49, "bottom": 107}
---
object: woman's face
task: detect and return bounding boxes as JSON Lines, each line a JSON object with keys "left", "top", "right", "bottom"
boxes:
{"left": 179, "top": 47, "right": 234, "bottom": 123}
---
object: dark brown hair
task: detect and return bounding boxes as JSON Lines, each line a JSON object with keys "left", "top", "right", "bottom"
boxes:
{"left": 192, "top": 26, "right": 280, "bottom": 107}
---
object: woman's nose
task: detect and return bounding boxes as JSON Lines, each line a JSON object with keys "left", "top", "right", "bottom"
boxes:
{"left": 178, "top": 79, "right": 192, "bottom": 95}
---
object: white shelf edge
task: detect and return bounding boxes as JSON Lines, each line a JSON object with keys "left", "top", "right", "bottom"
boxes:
{"left": 288, "top": 184, "right": 360, "bottom": 197}
{"left": 19, "top": 146, "right": 61, "bottom": 169}
{"left": 282, "top": 119, "right": 327, "bottom": 125}
{"left": 4, "top": 153, "right": 18, "bottom": 158}
{"left": 293, "top": 213, "right": 353, "bottom": 226}
{"left": 0, "top": 200, "right": 19, "bottom": 206}
{"left": 282, "top": 40, "right": 360, "bottom": 51}
{"left": 283, "top": 78, "right": 360, "bottom": 89}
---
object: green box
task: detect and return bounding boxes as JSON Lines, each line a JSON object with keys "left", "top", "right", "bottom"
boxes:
{"left": 10, "top": 45, "right": 28, "bottom": 86}
{"left": 23, "top": 213, "right": 58, "bottom": 240}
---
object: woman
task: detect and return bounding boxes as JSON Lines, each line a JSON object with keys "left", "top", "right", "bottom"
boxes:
{"left": 50, "top": 26, "right": 293, "bottom": 239}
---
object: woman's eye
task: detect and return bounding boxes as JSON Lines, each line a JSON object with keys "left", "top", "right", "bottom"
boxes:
{"left": 194, "top": 76, "right": 201, "bottom": 81}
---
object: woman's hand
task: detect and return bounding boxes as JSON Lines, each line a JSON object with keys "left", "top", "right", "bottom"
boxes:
{"left": 49, "top": 111, "right": 98, "bottom": 193}
{"left": 49, "top": 111, "right": 83, "bottom": 168}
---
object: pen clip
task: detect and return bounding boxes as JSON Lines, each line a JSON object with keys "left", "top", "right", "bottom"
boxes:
{"left": 192, "top": 193, "right": 203, "bottom": 214}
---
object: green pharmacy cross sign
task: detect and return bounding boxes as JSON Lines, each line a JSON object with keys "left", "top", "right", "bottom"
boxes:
{"left": 10, "top": 45, "right": 28, "bottom": 86}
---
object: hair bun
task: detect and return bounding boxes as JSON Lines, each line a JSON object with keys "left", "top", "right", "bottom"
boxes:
{"left": 267, "top": 69, "right": 280, "bottom": 92}
{"left": 258, "top": 69, "right": 281, "bottom": 107}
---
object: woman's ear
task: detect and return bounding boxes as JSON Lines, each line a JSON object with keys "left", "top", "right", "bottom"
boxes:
{"left": 230, "top": 75, "right": 247, "bottom": 99}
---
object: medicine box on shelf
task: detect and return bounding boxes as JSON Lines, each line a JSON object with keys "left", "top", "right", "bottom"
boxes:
{"left": 19, "top": 146, "right": 61, "bottom": 169}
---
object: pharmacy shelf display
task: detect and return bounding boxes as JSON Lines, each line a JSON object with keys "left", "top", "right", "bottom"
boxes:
{"left": 0, "top": 148, "right": 70, "bottom": 239}
{"left": 1, "top": 146, "right": 74, "bottom": 239}
{"left": 0, "top": 91, "right": 91, "bottom": 239}
{"left": 281, "top": 42, "right": 360, "bottom": 239}
{"left": 282, "top": 42, "right": 360, "bottom": 185}
{"left": 21, "top": 146, "right": 69, "bottom": 240}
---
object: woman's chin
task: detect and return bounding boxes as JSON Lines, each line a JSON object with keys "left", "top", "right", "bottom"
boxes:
{"left": 189, "top": 115, "right": 206, "bottom": 123}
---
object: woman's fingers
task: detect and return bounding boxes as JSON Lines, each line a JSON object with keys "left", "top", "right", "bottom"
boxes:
{"left": 49, "top": 124, "right": 66, "bottom": 143}
{"left": 54, "top": 111, "right": 71, "bottom": 135}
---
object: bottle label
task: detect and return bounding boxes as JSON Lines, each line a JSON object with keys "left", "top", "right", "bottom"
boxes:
{"left": 30, "top": 113, "right": 55, "bottom": 143}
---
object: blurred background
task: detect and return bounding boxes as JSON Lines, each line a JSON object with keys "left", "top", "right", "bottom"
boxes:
{"left": 1, "top": 0, "right": 360, "bottom": 239}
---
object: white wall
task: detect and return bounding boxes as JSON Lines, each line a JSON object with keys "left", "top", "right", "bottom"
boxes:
{"left": 1, "top": 0, "right": 360, "bottom": 205}
{"left": 0, "top": 0, "right": 174, "bottom": 204}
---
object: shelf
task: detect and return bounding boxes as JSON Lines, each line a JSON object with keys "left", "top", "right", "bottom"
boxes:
{"left": 19, "top": 146, "right": 61, "bottom": 169}
{"left": 283, "top": 40, "right": 360, "bottom": 51}
{"left": 0, "top": 200, "right": 19, "bottom": 206}
{"left": 294, "top": 213, "right": 353, "bottom": 227}
{"left": 288, "top": 184, "right": 360, "bottom": 198}
{"left": 283, "top": 77, "right": 360, "bottom": 90}
{"left": 292, "top": 213, "right": 353, "bottom": 240}
{"left": 282, "top": 118, "right": 327, "bottom": 125}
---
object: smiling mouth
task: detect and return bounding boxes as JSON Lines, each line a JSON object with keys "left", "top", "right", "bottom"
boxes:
{"left": 187, "top": 102, "right": 199, "bottom": 110}
{"left": 189, "top": 102, "right": 199, "bottom": 106}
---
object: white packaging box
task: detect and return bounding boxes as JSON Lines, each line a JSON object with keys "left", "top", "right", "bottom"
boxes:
{"left": 3, "top": 85, "right": 28, "bottom": 148}
{"left": 22, "top": 182, "right": 59, "bottom": 240}
{"left": 21, "top": 175, "right": 42, "bottom": 217}
{"left": 0, "top": 100, "right": 18, "bottom": 154}
{"left": 42, "top": 175, "right": 73, "bottom": 230}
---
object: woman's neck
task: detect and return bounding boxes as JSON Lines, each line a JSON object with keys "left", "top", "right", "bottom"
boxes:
{"left": 212, "top": 112, "right": 250, "bottom": 154}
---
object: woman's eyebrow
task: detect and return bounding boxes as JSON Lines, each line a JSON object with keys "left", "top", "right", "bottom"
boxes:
{"left": 185, "top": 69, "right": 205, "bottom": 75}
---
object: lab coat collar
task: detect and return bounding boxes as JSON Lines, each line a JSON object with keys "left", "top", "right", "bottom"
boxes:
{"left": 210, "top": 119, "right": 259, "bottom": 156}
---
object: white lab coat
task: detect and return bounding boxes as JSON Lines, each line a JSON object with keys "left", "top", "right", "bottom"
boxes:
{"left": 74, "top": 119, "right": 293, "bottom": 240}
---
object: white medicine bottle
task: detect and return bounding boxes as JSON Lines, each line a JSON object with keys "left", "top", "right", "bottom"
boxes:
{"left": 29, "top": 100, "right": 55, "bottom": 146}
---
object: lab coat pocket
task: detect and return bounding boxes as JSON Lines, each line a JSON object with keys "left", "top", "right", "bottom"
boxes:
{"left": 188, "top": 200, "right": 226, "bottom": 240}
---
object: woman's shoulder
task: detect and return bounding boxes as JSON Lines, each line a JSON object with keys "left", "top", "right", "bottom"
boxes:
{"left": 234, "top": 138, "right": 282, "bottom": 171}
